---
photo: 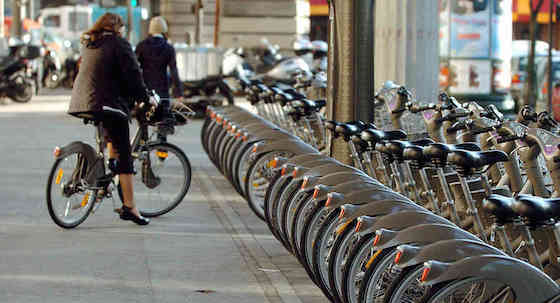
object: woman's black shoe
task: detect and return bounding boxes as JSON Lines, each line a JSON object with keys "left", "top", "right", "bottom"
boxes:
{"left": 120, "top": 205, "right": 150, "bottom": 225}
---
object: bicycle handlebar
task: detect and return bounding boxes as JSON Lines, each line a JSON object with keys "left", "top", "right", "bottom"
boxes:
{"left": 497, "top": 135, "right": 521, "bottom": 144}
{"left": 436, "top": 111, "right": 471, "bottom": 124}
{"left": 407, "top": 102, "right": 436, "bottom": 113}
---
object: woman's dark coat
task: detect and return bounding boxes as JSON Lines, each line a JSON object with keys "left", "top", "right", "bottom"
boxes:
{"left": 69, "top": 32, "right": 148, "bottom": 117}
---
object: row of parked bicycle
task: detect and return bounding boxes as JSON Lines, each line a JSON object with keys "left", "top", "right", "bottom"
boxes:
{"left": 200, "top": 77, "right": 560, "bottom": 303}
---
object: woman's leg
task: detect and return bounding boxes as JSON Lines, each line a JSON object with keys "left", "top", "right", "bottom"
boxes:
{"left": 105, "top": 121, "right": 147, "bottom": 222}
{"left": 118, "top": 173, "right": 143, "bottom": 217}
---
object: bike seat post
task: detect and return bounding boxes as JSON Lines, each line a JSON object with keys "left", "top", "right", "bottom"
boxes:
{"left": 517, "top": 223, "right": 544, "bottom": 271}
{"left": 458, "top": 175, "right": 488, "bottom": 242}
{"left": 95, "top": 122, "right": 106, "bottom": 155}
{"left": 436, "top": 167, "right": 462, "bottom": 225}
{"left": 491, "top": 223, "right": 515, "bottom": 256}
{"left": 361, "top": 150, "right": 377, "bottom": 179}
{"left": 348, "top": 138, "right": 365, "bottom": 171}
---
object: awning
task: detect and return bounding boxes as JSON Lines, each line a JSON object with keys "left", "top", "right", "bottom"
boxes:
{"left": 513, "top": 0, "right": 559, "bottom": 23}
{"left": 310, "top": 0, "right": 328, "bottom": 16}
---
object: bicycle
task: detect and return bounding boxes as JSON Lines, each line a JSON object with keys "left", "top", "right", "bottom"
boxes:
{"left": 46, "top": 99, "right": 192, "bottom": 228}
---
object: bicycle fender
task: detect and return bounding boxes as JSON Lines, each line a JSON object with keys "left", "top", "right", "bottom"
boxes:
{"left": 313, "top": 179, "right": 386, "bottom": 202}
{"left": 56, "top": 141, "right": 103, "bottom": 185}
{"left": 327, "top": 188, "right": 411, "bottom": 210}
{"left": 396, "top": 239, "right": 504, "bottom": 269}
{"left": 343, "top": 209, "right": 449, "bottom": 231}
{"left": 346, "top": 202, "right": 425, "bottom": 232}
{"left": 297, "top": 172, "right": 371, "bottom": 197}
{"left": 285, "top": 153, "right": 328, "bottom": 165}
{"left": 300, "top": 169, "right": 371, "bottom": 192}
{"left": 374, "top": 223, "right": 481, "bottom": 251}
{"left": 253, "top": 138, "right": 318, "bottom": 156}
{"left": 293, "top": 163, "right": 352, "bottom": 179}
{"left": 421, "top": 255, "right": 559, "bottom": 302}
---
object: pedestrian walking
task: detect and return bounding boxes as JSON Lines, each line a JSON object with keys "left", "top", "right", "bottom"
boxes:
{"left": 135, "top": 16, "right": 183, "bottom": 141}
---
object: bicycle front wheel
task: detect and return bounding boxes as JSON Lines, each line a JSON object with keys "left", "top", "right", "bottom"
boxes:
{"left": 124, "top": 142, "right": 191, "bottom": 217}
{"left": 423, "top": 277, "right": 516, "bottom": 303}
{"left": 46, "top": 151, "right": 96, "bottom": 228}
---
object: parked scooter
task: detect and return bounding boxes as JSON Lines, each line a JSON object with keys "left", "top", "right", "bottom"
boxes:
{"left": 0, "top": 44, "right": 41, "bottom": 103}
{"left": 43, "top": 50, "right": 80, "bottom": 89}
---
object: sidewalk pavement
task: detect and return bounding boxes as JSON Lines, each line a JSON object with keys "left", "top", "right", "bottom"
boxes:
{"left": 0, "top": 92, "right": 326, "bottom": 303}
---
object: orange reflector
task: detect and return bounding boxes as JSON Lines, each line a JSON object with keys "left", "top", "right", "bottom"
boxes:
{"left": 338, "top": 208, "right": 345, "bottom": 219}
{"left": 156, "top": 151, "right": 168, "bottom": 158}
{"left": 394, "top": 251, "right": 403, "bottom": 264}
{"left": 281, "top": 167, "right": 287, "bottom": 176}
{"left": 81, "top": 192, "right": 90, "bottom": 207}
{"left": 242, "top": 135, "right": 248, "bottom": 141}
{"left": 55, "top": 168, "right": 64, "bottom": 185}
{"left": 420, "top": 267, "right": 431, "bottom": 282}
{"left": 325, "top": 195, "right": 332, "bottom": 207}
{"left": 216, "top": 117, "right": 222, "bottom": 123}
{"left": 301, "top": 177, "right": 308, "bottom": 190}
{"left": 53, "top": 146, "right": 61, "bottom": 157}
{"left": 336, "top": 220, "right": 352, "bottom": 235}
{"left": 373, "top": 234, "right": 381, "bottom": 246}
{"left": 210, "top": 112, "right": 216, "bottom": 119}
{"left": 312, "top": 188, "right": 319, "bottom": 199}
{"left": 235, "top": 133, "right": 242, "bottom": 139}
{"left": 365, "top": 250, "right": 383, "bottom": 269}
{"left": 292, "top": 168, "right": 298, "bottom": 178}
{"left": 271, "top": 158, "right": 278, "bottom": 168}
{"left": 252, "top": 145, "right": 258, "bottom": 153}
{"left": 355, "top": 220, "right": 362, "bottom": 232}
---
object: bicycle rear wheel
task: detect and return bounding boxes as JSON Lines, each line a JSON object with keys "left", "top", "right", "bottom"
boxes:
{"left": 46, "top": 151, "right": 96, "bottom": 228}
{"left": 121, "top": 142, "right": 191, "bottom": 217}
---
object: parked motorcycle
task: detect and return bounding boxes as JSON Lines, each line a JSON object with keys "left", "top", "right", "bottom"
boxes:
{"left": 0, "top": 44, "right": 41, "bottom": 103}
{"left": 43, "top": 49, "right": 79, "bottom": 89}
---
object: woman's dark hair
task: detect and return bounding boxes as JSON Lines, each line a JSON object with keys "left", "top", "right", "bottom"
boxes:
{"left": 82, "top": 12, "right": 124, "bottom": 42}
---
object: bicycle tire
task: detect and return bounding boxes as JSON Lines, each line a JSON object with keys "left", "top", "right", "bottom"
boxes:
{"left": 340, "top": 233, "right": 376, "bottom": 303}
{"left": 118, "top": 142, "right": 191, "bottom": 217}
{"left": 420, "top": 277, "right": 516, "bottom": 303}
{"left": 357, "top": 248, "right": 398, "bottom": 303}
{"left": 46, "top": 151, "right": 96, "bottom": 228}
{"left": 311, "top": 208, "right": 341, "bottom": 301}
{"left": 327, "top": 220, "right": 358, "bottom": 303}
{"left": 384, "top": 264, "right": 427, "bottom": 303}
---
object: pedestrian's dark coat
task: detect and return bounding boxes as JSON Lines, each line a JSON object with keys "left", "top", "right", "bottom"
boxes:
{"left": 135, "top": 36, "right": 183, "bottom": 98}
{"left": 69, "top": 32, "right": 148, "bottom": 116}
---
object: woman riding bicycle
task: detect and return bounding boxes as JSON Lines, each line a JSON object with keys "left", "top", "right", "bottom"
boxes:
{"left": 68, "top": 12, "right": 154, "bottom": 225}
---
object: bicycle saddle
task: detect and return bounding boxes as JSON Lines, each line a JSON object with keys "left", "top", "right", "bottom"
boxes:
{"left": 313, "top": 99, "right": 327, "bottom": 108}
{"left": 403, "top": 145, "right": 429, "bottom": 167}
{"left": 386, "top": 139, "right": 435, "bottom": 162}
{"left": 101, "top": 106, "right": 128, "bottom": 121}
{"left": 483, "top": 194, "right": 519, "bottom": 225}
{"left": 335, "top": 121, "right": 367, "bottom": 139}
{"left": 360, "top": 129, "right": 407, "bottom": 144}
{"left": 351, "top": 135, "right": 369, "bottom": 150}
{"left": 325, "top": 120, "right": 340, "bottom": 131}
{"left": 423, "top": 143, "right": 481, "bottom": 167}
{"left": 447, "top": 150, "right": 508, "bottom": 175}
{"left": 512, "top": 195, "right": 560, "bottom": 225}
